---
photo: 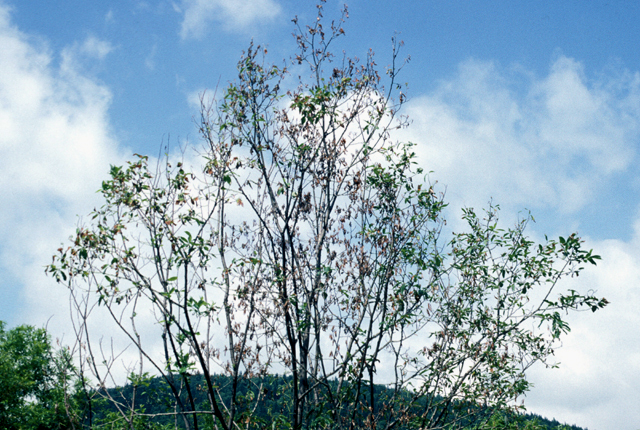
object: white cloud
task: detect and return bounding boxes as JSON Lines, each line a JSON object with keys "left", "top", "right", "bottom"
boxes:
{"left": 78, "top": 35, "right": 113, "bottom": 60}
{"left": 0, "top": 4, "right": 224, "bottom": 381}
{"left": 186, "top": 87, "right": 220, "bottom": 113}
{"left": 403, "top": 56, "right": 640, "bottom": 219}
{"left": 525, "top": 230, "right": 640, "bottom": 429}
{"left": 402, "top": 56, "right": 640, "bottom": 430}
{"left": 0, "top": 5, "right": 124, "bottom": 335}
{"left": 178, "top": 0, "right": 281, "bottom": 40}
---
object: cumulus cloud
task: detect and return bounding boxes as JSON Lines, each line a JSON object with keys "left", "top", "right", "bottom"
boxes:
{"left": 402, "top": 56, "right": 640, "bottom": 430}
{"left": 0, "top": 5, "right": 124, "bottom": 333}
{"left": 525, "top": 229, "right": 640, "bottom": 429}
{"left": 178, "top": 0, "right": 281, "bottom": 40}
{"left": 403, "top": 56, "right": 640, "bottom": 217}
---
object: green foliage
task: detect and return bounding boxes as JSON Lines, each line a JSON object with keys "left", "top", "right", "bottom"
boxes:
{"left": 469, "top": 410, "right": 584, "bottom": 430}
{"left": 88, "top": 374, "right": 588, "bottom": 430}
{"left": 0, "top": 321, "right": 77, "bottom": 430}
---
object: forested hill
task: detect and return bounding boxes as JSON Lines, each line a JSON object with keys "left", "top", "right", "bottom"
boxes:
{"left": 93, "top": 373, "right": 588, "bottom": 430}
{"left": 521, "top": 413, "right": 588, "bottom": 430}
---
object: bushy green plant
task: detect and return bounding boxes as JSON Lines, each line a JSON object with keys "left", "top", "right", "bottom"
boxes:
{"left": 0, "top": 321, "right": 78, "bottom": 429}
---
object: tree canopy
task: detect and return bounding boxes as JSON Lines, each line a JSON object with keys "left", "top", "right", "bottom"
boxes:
{"left": 47, "top": 3, "right": 607, "bottom": 430}
{"left": 0, "top": 321, "right": 77, "bottom": 430}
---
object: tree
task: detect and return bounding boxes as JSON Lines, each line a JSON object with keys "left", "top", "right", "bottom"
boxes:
{"left": 47, "top": 3, "right": 607, "bottom": 430}
{"left": 0, "top": 321, "right": 77, "bottom": 429}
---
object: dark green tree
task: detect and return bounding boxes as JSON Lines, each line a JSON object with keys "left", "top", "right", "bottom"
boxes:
{"left": 0, "top": 321, "right": 77, "bottom": 430}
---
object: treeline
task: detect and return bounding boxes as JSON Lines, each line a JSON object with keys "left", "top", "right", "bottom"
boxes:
{"left": 87, "top": 373, "right": 587, "bottom": 430}
{"left": 0, "top": 321, "right": 587, "bottom": 430}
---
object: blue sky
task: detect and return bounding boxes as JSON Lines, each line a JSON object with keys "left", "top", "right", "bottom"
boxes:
{"left": 1, "top": 1, "right": 639, "bottom": 428}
